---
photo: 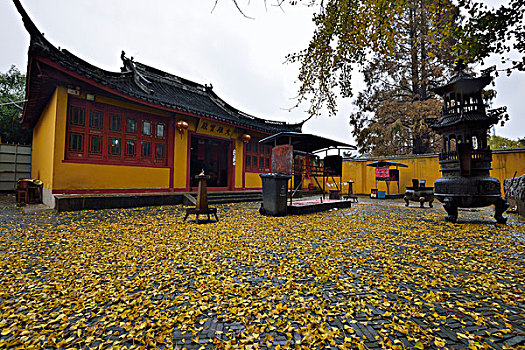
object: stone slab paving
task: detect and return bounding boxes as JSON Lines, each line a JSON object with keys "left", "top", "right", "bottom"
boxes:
{"left": 0, "top": 194, "right": 524, "bottom": 349}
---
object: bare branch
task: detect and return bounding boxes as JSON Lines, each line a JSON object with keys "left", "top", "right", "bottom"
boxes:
{"left": 230, "top": 0, "right": 255, "bottom": 19}
{"left": 211, "top": 0, "right": 255, "bottom": 19}
{"left": 211, "top": 0, "right": 219, "bottom": 14}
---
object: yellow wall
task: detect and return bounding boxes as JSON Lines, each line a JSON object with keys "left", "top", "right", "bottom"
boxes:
{"left": 36, "top": 89, "right": 524, "bottom": 195}
{"left": 234, "top": 137, "right": 244, "bottom": 189}
{"left": 343, "top": 150, "right": 525, "bottom": 195}
{"left": 54, "top": 162, "right": 169, "bottom": 190}
{"left": 35, "top": 87, "right": 275, "bottom": 192}
{"left": 245, "top": 172, "right": 263, "bottom": 189}
{"left": 47, "top": 88, "right": 172, "bottom": 190}
{"left": 31, "top": 89, "right": 58, "bottom": 189}
{"left": 491, "top": 150, "right": 525, "bottom": 185}
{"left": 173, "top": 115, "right": 193, "bottom": 189}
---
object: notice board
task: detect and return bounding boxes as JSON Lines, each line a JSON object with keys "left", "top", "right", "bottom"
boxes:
{"left": 271, "top": 145, "right": 293, "bottom": 174}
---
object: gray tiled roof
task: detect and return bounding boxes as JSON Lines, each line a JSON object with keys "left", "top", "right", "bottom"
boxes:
{"left": 14, "top": 0, "right": 303, "bottom": 134}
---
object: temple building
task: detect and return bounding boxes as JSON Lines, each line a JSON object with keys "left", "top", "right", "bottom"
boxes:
{"left": 13, "top": 1, "right": 303, "bottom": 208}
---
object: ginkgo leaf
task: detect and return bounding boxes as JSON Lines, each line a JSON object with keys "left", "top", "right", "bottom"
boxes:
{"left": 0, "top": 199, "right": 523, "bottom": 350}
{"left": 434, "top": 339, "right": 446, "bottom": 347}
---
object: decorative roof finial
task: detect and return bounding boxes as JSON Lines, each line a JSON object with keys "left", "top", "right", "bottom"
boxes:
{"left": 454, "top": 59, "right": 466, "bottom": 73}
{"left": 119, "top": 50, "right": 154, "bottom": 95}
{"left": 120, "top": 51, "right": 132, "bottom": 72}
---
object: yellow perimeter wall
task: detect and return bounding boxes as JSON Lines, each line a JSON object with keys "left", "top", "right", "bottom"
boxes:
{"left": 42, "top": 87, "right": 525, "bottom": 195}
{"left": 342, "top": 150, "right": 525, "bottom": 195}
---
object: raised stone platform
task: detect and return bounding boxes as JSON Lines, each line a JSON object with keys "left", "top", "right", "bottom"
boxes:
{"left": 287, "top": 197, "right": 354, "bottom": 215}
{"left": 54, "top": 191, "right": 262, "bottom": 212}
{"left": 54, "top": 193, "right": 184, "bottom": 211}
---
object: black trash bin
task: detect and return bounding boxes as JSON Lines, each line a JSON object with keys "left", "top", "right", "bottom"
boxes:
{"left": 260, "top": 173, "right": 291, "bottom": 216}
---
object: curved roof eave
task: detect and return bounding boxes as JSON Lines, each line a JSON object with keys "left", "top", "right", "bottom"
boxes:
{"left": 13, "top": 0, "right": 303, "bottom": 134}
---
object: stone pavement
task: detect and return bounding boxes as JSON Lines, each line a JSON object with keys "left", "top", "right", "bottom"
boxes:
{"left": 0, "top": 194, "right": 524, "bottom": 349}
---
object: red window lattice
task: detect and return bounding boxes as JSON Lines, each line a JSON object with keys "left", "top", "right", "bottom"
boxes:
{"left": 245, "top": 138, "right": 271, "bottom": 172}
{"left": 65, "top": 97, "right": 168, "bottom": 166}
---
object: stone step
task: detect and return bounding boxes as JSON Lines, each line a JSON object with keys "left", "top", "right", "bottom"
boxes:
{"left": 187, "top": 191, "right": 262, "bottom": 205}
{"left": 209, "top": 196, "right": 262, "bottom": 205}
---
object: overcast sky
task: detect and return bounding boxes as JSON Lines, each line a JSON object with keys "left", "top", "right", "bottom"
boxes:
{"left": 1, "top": 0, "right": 523, "bottom": 145}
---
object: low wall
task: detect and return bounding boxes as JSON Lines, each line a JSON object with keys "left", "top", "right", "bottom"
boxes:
{"left": 343, "top": 148, "right": 525, "bottom": 196}
{"left": 54, "top": 193, "right": 184, "bottom": 211}
{"left": 0, "top": 144, "right": 31, "bottom": 191}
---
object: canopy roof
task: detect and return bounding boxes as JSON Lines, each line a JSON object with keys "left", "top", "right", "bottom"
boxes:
{"left": 13, "top": 0, "right": 304, "bottom": 134}
{"left": 366, "top": 161, "right": 408, "bottom": 168}
{"left": 259, "top": 132, "right": 355, "bottom": 154}
{"left": 431, "top": 111, "right": 500, "bottom": 130}
{"left": 433, "top": 73, "right": 492, "bottom": 96}
{"left": 433, "top": 60, "right": 493, "bottom": 96}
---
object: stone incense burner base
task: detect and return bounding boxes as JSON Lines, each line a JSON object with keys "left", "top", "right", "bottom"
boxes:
{"left": 404, "top": 187, "right": 434, "bottom": 208}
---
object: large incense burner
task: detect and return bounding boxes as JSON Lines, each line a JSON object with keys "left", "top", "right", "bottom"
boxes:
{"left": 432, "top": 60, "right": 509, "bottom": 223}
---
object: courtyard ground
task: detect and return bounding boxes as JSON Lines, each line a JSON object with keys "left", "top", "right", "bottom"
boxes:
{"left": 0, "top": 194, "right": 524, "bottom": 349}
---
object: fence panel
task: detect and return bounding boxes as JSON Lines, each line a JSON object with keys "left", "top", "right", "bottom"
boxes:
{"left": 0, "top": 144, "right": 32, "bottom": 191}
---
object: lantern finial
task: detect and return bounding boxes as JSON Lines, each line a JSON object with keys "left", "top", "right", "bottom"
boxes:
{"left": 454, "top": 59, "right": 466, "bottom": 73}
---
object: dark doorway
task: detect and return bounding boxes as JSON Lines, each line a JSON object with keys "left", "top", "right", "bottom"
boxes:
{"left": 190, "top": 135, "right": 231, "bottom": 189}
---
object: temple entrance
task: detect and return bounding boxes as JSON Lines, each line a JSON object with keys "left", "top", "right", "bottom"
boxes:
{"left": 189, "top": 135, "right": 231, "bottom": 189}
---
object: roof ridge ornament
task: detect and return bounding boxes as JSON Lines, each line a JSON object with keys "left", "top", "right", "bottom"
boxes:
{"left": 120, "top": 51, "right": 154, "bottom": 95}
{"left": 451, "top": 58, "right": 473, "bottom": 81}
{"left": 454, "top": 58, "right": 466, "bottom": 73}
{"left": 12, "top": 0, "right": 53, "bottom": 56}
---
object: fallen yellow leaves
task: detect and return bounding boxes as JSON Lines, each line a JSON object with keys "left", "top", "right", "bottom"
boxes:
{"left": 0, "top": 201, "right": 523, "bottom": 349}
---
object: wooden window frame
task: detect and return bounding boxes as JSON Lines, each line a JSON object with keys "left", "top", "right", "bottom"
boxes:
{"left": 245, "top": 137, "right": 271, "bottom": 173}
{"left": 142, "top": 120, "right": 152, "bottom": 136}
{"left": 88, "top": 134, "right": 103, "bottom": 155}
{"left": 156, "top": 123, "right": 166, "bottom": 139}
{"left": 109, "top": 113, "right": 121, "bottom": 132}
{"left": 90, "top": 109, "right": 103, "bottom": 129}
{"left": 125, "top": 118, "right": 137, "bottom": 134}
{"left": 108, "top": 137, "right": 121, "bottom": 156}
{"left": 141, "top": 141, "right": 152, "bottom": 159}
{"left": 125, "top": 139, "right": 136, "bottom": 158}
{"left": 155, "top": 143, "right": 165, "bottom": 162}
{"left": 70, "top": 106, "right": 85, "bottom": 126}
{"left": 68, "top": 132, "right": 84, "bottom": 153}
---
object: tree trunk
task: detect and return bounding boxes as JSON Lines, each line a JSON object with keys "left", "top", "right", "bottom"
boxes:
{"left": 420, "top": 0, "right": 428, "bottom": 100}
{"left": 412, "top": 134, "right": 431, "bottom": 154}
{"left": 409, "top": 6, "right": 419, "bottom": 97}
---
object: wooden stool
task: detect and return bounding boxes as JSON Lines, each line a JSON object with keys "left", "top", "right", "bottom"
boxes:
{"left": 184, "top": 207, "right": 218, "bottom": 223}
{"left": 16, "top": 188, "right": 29, "bottom": 206}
